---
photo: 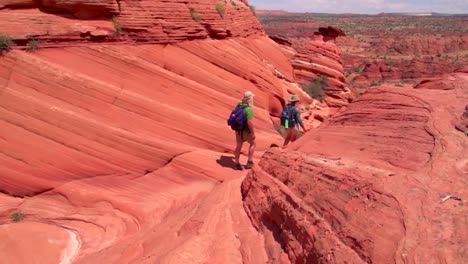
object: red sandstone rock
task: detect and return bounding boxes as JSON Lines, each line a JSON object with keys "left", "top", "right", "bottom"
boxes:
{"left": 318, "top": 26, "right": 346, "bottom": 42}
{"left": 242, "top": 72, "right": 468, "bottom": 263}
{"left": 375, "top": 35, "right": 468, "bottom": 56}
{"left": 0, "top": 41, "right": 282, "bottom": 257}
{"left": 414, "top": 72, "right": 463, "bottom": 90}
{"left": 0, "top": 1, "right": 298, "bottom": 262}
{"left": 0, "top": 36, "right": 294, "bottom": 197}
{"left": 3, "top": 2, "right": 466, "bottom": 263}
{"left": 271, "top": 36, "right": 352, "bottom": 108}
{"left": 0, "top": 0, "right": 264, "bottom": 45}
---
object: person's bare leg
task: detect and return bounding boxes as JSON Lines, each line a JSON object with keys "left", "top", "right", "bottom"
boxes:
{"left": 248, "top": 140, "right": 256, "bottom": 163}
{"left": 235, "top": 140, "right": 243, "bottom": 164}
{"left": 283, "top": 128, "right": 292, "bottom": 148}
{"left": 290, "top": 128, "right": 298, "bottom": 143}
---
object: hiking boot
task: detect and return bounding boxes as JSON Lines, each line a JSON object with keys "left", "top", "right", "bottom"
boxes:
{"left": 235, "top": 163, "right": 244, "bottom": 171}
{"left": 245, "top": 161, "right": 254, "bottom": 169}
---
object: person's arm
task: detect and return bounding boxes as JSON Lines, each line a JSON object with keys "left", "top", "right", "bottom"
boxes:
{"left": 295, "top": 108, "right": 307, "bottom": 132}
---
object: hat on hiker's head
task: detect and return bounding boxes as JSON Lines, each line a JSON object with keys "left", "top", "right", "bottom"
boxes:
{"left": 243, "top": 91, "right": 255, "bottom": 100}
{"left": 289, "top": 94, "right": 299, "bottom": 102}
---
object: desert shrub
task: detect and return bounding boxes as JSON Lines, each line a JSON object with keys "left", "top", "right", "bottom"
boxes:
{"left": 231, "top": 0, "right": 237, "bottom": 6}
{"left": 112, "top": 16, "right": 123, "bottom": 33}
{"left": 302, "top": 75, "right": 328, "bottom": 101}
{"left": 27, "top": 36, "right": 40, "bottom": 52}
{"left": 216, "top": 2, "right": 225, "bottom": 18}
{"left": 190, "top": 8, "right": 201, "bottom": 22}
{"left": 370, "top": 79, "right": 383, "bottom": 87}
{"left": 10, "top": 211, "right": 25, "bottom": 222}
{"left": 0, "top": 34, "right": 13, "bottom": 53}
{"left": 436, "top": 52, "right": 442, "bottom": 57}
{"left": 352, "top": 65, "right": 362, "bottom": 73}
{"left": 249, "top": 5, "right": 256, "bottom": 16}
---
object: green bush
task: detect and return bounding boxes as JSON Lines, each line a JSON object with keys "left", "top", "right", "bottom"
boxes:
{"left": 190, "top": 8, "right": 201, "bottom": 22}
{"left": 302, "top": 75, "right": 328, "bottom": 101}
{"left": 10, "top": 211, "right": 25, "bottom": 222}
{"left": 27, "top": 36, "right": 40, "bottom": 52}
{"left": 216, "top": 3, "right": 225, "bottom": 18}
{"left": 112, "top": 16, "right": 123, "bottom": 33}
{"left": 352, "top": 65, "right": 362, "bottom": 73}
{"left": 0, "top": 34, "right": 13, "bottom": 53}
{"left": 370, "top": 79, "right": 383, "bottom": 87}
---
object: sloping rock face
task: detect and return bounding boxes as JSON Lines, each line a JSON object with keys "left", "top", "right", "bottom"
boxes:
{"left": 0, "top": 38, "right": 298, "bottom": 197}
{"left": 0, "top": 0, "right": 263, "bottom": 45}
{"left": 0, "top": 1, "right": 308, "bottom": 263}
{"left": 242, "top": 72, "right": 468, "bottom": 263}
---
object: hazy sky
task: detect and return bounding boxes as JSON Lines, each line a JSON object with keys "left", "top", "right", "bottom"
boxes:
{"left": 248, "top": 0, "right": 468, "bottom": 14}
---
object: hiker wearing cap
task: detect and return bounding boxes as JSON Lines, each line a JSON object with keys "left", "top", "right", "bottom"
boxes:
{"left": 227, "top": 91, "right": 256, "bottom": 170}
{"left": 281, "top": 94, "right": 307, "bottom": 147}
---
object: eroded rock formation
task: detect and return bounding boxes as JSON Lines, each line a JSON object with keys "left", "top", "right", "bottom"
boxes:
{"left": 271, "top": 31, "right": 352, "bottom": 108}
{"left": 242, "top": 72, "right": 468, "bottom": 263}
{"left": 0, "top": 0, "right": 263, "bottom": 44}
{"left": 0, "top": 1, "right": 306, "bottom": 262}
{"left": 2, "top": 1, "right": 466, "bottom": 263}
{"left": 375, "top": 35, "right": 468, "bottom": 56}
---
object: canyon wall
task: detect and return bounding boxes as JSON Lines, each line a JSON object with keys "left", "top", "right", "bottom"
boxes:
{"left": 0, "top": 1, "right": 304, "bottom": 263}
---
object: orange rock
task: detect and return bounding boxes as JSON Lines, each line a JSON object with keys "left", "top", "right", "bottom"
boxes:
{"left": 0, "top": 2, "right": 300, "bottom": 261}
{"left": 242, "top": 73, "right": 468, "bottom": 263}
{"left": 271, "top": 35, "right": 352, "bottom": 108}
{"left": 0, "top": 0, "right": 264, "bottom": 44}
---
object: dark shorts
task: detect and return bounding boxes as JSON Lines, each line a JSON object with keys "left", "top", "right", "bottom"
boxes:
{"left": 235, "top": 130, "right": 254, "bottom": 144}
